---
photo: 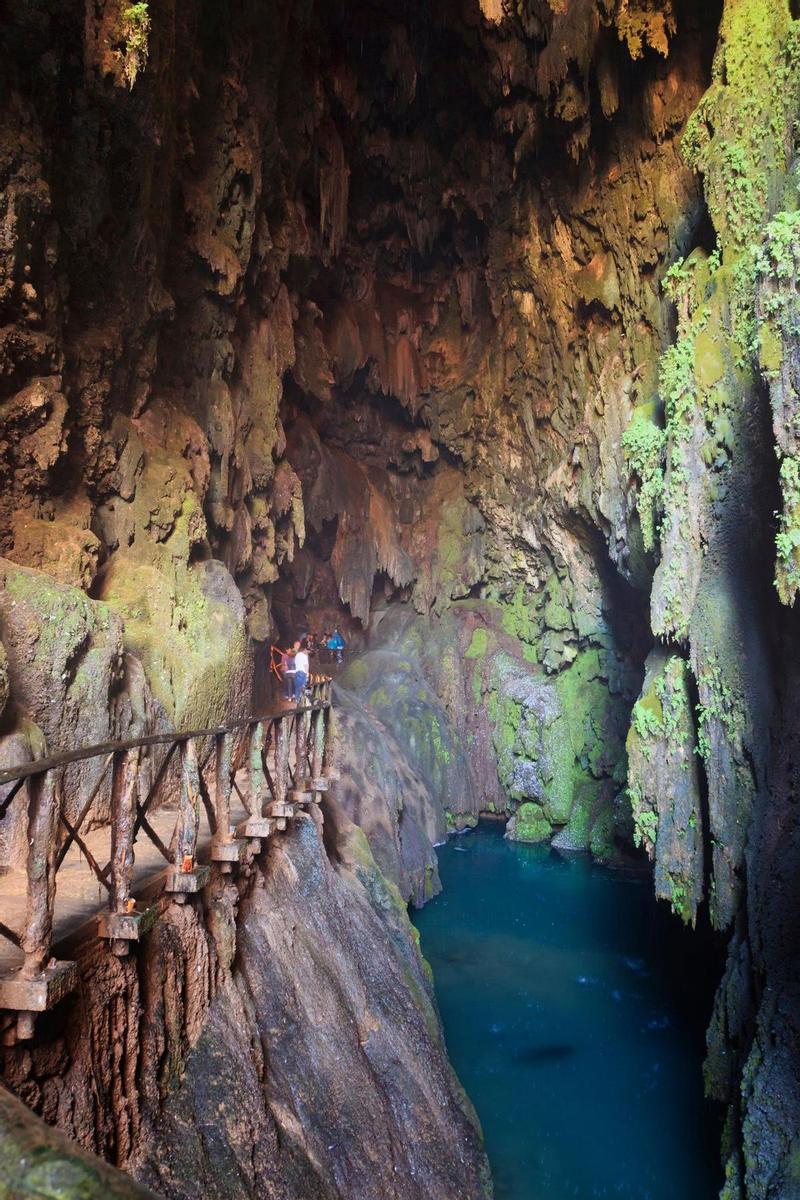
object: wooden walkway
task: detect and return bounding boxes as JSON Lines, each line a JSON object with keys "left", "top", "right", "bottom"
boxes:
{"left": 0, "top": 680, "right": 333, "bottom": 1043}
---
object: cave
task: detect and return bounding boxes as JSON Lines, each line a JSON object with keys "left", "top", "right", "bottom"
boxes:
{"left": 1, "top": 1, "right": 800, "bottom": 1198}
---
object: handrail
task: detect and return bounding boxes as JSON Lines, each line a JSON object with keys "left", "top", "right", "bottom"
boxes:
{"left": 0, "top": 687, "right": 332, "bottom": 786}
{"left": 0, "top": 677, "right": 334, "bottom": 1039}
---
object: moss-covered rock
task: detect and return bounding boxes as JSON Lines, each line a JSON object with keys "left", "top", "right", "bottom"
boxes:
{"left": 99, "top": 556, "right": 249, "bottom": 730}
{"left": 626, "top": 649, "right": 704, "bottom": 925}
{"left": 505, "top": 801, "right": 551, "bottom": 844}
{"left": 0, "top": 1084, "right": 157, "bottom": 1199}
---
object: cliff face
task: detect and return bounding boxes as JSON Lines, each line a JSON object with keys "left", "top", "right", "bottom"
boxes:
{"left": 2, "top": 0, "right": 800, "bottom": 1197}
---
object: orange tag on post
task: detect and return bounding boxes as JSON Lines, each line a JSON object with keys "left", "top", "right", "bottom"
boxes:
{"left": 181, "top": 855, "right": 193, "bottom": 873}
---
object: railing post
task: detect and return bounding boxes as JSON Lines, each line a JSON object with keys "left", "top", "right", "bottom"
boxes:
{"left": 322, "top": 690, "right": 334, "bottom": 777}
{"left": 107, "top": 748, "right": 137, "bottom": 953}
{"left": 215, "top": 731, "right": 233, "bottom": 834}
{"left": 109, "top": 749, "right": 137, "bottom": 914}
{"left": 247, "top": 722, "right": 268, "bottom": 813}
{"left": 234, "top": 724, "right": 274, "bottom": 840}
{"left": 295, "top": 701, "right": 308, "bottom": 783}
{"left": 311, "top": 705, "right": 325, "bottom": 780}
{"left": 211, "top": 731, "right": 245, "bottom": 869}
{"left": 275, "top": 717, "right": 289, "bottom": 800}
{"left": 166, "top": 739, "right": 209, "bottom": 901}
{"left": 20, "top": 771, "right": 58, "bottom": 980}
{"left": 98, "top": 746, "right": 157, "bottom": 953}
{"left": 262, "top": 714, "right": 294, "bottom": 828}
{"left": 0, "top": 769, "right": 79, "bottom": 1040}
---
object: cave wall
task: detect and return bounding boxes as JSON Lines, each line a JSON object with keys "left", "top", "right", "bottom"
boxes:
{"left": 0, "top": 0, "right": 713, "bottom": 864}
{"left": 2, "top": 1, "right": 800, "bottom": 1198}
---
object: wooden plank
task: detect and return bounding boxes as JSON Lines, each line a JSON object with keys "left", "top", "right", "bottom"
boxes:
{"left": 0, "top": 960, "right": 78, "bottom": 1013}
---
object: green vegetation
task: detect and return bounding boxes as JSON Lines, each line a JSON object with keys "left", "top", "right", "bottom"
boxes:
{"left": 499, "top": 583, "right": 539, "bottom": 662}
{"left": 775, "top": 456, "right": 800, "bottom": 603}
{"left": 626, "top": 654, "right": 699, "bottom": 876}
{"left": 621, "top": 405, "right": 665, "bottom": 553}
{"left": 119, "top": 3, "right": 150, "bottom": 88}
{"left": 695, "top": 651, "right": 738, "bottom": 763}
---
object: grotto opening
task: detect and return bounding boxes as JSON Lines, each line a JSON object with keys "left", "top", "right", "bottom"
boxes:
{"left": 1, "top": 0, "right": 800, "bottom": 1198}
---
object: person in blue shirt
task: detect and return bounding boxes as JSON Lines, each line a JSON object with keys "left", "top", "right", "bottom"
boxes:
{"left": 327, "top": 628, "right": 345, "bottom": 664}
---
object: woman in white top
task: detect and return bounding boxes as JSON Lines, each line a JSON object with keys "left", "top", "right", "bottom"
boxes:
{"left": 293, "top": 644, "right": 310, "bottom": 702}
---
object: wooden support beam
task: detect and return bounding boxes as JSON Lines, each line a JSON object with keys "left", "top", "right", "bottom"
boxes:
{"left": 165, "top": 864, "right": 210, "bottom": 896}
{"left": 97, "top": 904, "right": 158, "bottom": 944}
{"left": 234, "top": 815, "right": 276, "bottom": 840}
{"left": 267, "top": 800, "right": 294, "bottom": 821}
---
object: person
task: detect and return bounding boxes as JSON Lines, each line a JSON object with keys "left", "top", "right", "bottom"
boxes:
{"left": 293, "top": 639, "right": 310, "bottom": 702}
{"left": 282, "top": 643, "right": 296, "bottom": 700}
{"left": 327, "top": 627, "right": 345, "bottom": 664}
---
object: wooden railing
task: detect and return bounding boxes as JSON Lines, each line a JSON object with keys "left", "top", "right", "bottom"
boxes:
{"left": 0, "top": 678, "right": 333, "bottom": 1039}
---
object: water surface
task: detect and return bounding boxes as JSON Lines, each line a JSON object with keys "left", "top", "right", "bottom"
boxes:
{"left": 412, "top": 824, "right": 722, "bottom": 1200}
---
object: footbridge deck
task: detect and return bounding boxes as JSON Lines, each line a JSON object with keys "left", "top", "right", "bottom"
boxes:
{"left": 0, "top": 679, "right": 333, "bottom": 1043}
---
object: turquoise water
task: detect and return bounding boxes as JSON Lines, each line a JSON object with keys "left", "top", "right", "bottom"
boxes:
{"left": 412, "top": 825, "right": 722, "bottom": 1200}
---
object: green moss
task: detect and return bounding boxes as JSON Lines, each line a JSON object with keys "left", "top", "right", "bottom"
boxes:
{"left": 429, "top": 713, "right": 452, "bottom": 765}
{"left": 683, "top": 1, "right": 800, "bottom": 254}
{"left": 758, "top": 320, "right": 783, "bottom": 375}
{"left": 626, "top": 655, "right": 697, "bottom": 862}
{"left": 775, "top": 455, "right": 800, "bottom": 603}
{"left": 589, "top": 804, "right": 616, "bottom": 862}
{"left": 509, "top": 801, "right": 551, "bottom": 844}
{"left": 339, "top": 657, "right": 369, "bottom": 689}
{"left": 622, "top": 403, "right": 665, "bottom": 553}
{"left": 499, "top": 583, "right": 539, "bottom": 654}
{"left": 118, "top": 4, "right": 151, "bottom": 89}
{"left": 695, "top": 650, "right": 738, "bottom": 762}
{"left": 465, "top": 627, "right": 489, "bottom": 659}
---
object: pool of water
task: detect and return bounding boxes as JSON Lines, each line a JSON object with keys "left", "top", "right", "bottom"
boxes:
{"left": 412, "top": 824, "right": 723, "bottom": 1200}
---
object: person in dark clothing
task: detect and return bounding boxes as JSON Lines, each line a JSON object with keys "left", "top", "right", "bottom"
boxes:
{"left": 282, "top": 643, "right": 297, "bottom": 700}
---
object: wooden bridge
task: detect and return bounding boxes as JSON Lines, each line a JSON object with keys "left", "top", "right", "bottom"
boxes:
{"left": 0, "top": 678, "right": 333, "bottom": 1044}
